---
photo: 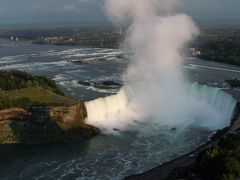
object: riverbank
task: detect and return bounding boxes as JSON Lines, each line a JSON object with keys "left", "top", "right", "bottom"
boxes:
{"left": 0, "top": 70, "right": 100, "bottom": 144}
{"left": 125, "top": 103, "right": 240, "bottom": 180}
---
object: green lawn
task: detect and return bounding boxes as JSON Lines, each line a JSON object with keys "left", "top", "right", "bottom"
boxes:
{"left": 1, "top": 86, "right": 76, "bottom": 107}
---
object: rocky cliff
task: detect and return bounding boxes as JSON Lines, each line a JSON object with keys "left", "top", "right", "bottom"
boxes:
{"left": 0, "top": 102, "right": 99, "bottom": 144}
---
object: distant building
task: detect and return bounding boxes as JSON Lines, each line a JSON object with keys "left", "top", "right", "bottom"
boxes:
{"left": 119, "top": 28, "right": 122, "bottom": 34}
{"left": 190, "top": 48, "right": 201, "bottom": 56}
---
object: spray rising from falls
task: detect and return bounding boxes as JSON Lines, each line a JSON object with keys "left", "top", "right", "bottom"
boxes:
{"left": 85, "top": 84, "right": 236, "bottom": 132}
{"left": 85, "top": 0, "right": 237, "bottom": 132}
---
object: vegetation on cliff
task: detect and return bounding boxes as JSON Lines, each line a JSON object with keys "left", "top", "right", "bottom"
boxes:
{"left": 194, "top": 26, "right": 240, "bottom": 66}
{"left": 196, "top": 134, "right": 240, "bottom": 180}
{"left": 0, "top": 70, "right": 62, "bottom": 94}
{"left": 0, "top": 70, "right": 75, "bottom": 110}
{"left": 0, "top": 104, "right": 99, "bottom": 144}
{"left": 0, "top": 70, "right": 99, "bottom": 144}
{"left": 226, "top": 79, "right": 240, "bottom": 88}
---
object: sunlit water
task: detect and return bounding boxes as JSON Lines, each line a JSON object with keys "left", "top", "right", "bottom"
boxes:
{"left": 0, "top": 38, "right": 239, "bottom": 179}
{"left": 1, "top": 124, "right": 210, "bottom": 180}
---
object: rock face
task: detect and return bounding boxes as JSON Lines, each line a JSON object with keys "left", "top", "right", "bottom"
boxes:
{"left": 0, "top": 103, "right": 99, "bottom": 144}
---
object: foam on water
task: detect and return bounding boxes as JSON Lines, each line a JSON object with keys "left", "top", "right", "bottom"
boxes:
{"left": 0, "top": 55, "right": 26, "bottom": 64}
{"left": 15, "top": 124, "right": 211, "bottom": 180}
{"left": 188, "top": 83, "right": 237, "bottom": 129}
{"left": 85, "top": 83, "right": 237, "bottom": 132}
{"left": 53, "top": 74, "right": 71, "bottom": 82}
{"left": 86, "top": 86, "right": 118, "bottom": 94}
{"left": 85, "top": 88, "right": 129, "bottom": 130}
{"left": 189, "top": 64, "right": 240, "bottom": 73}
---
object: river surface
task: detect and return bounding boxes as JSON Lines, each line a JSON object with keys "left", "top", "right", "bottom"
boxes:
{"left": 0, "top": 38, "right": 240, "bottom": 180}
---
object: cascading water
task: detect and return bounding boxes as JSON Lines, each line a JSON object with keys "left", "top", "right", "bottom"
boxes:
{"left": 187, "top": 83, "right": 237, "bottom": 129}
{"left": 85, "top": 88, "right": 130, "bottom": 130}
{"left": 85, "top": 83, "right": 237, "bottom": 132}
{"left": 189, "top": 83, "right": 236, "bottom": 122}
{"left": 84, "top": 5, "right": 237, "bottom": 177}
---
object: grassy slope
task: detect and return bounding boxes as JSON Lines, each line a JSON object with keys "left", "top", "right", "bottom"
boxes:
{"left": 0, "top": 71, "right": 98, "bottom": 144}
{"left": 0, "top": 86, "right": 76, "bottom": 107}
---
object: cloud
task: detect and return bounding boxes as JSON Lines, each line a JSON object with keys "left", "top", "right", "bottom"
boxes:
{"left": 63, "top": 4, "right": 78, "bottom": 12}
{"left": 77, "top": 0, "right": 91, "bottom": 2}
{"left": 76, "top": 0, "right": 102, "bottom": 5}
{"left": 0, "top": 7, "right": 6, "bottom": 15}
{"left": 31, "top": 3, "right": 80, "bottom": 13}
{"left": 77, "top": 0, "right": 94, "bottom": 3}
{"left": 31, "top": 4, "right": 50, "bottom": 11}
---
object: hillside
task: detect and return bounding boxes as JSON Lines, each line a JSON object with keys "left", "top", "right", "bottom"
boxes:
{"left": 0, "top": 70, "right": 99, "bottom": 144}
{"left": 0, "top": 70, "right": 76, "bottom": 109}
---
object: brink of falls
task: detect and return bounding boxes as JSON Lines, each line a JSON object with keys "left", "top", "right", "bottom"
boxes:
{"left": 85, "top": 83, "right": 237, "bottom": 133}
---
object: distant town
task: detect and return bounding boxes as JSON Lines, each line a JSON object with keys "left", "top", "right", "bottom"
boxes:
{"left": 0, "top": 26, "right": 124, "bottom": 49}
{"left": 1, "top": 24, "right": 240, "bottom": 64}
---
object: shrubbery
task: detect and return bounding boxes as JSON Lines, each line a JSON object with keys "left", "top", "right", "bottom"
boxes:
{"left": 0, "top": 70, "right": 65, "bottom": 110}
{"left": 0, "top": 70, "right": 63, "bottom": 95}
{"left": 0, "top": 97, "right": 31, "bottom": 109}
{"left": 193, "top": 27, "right": 240, "bottom": 66}
{"left": 197, "top": 134, "right": 240, "bottom": 179}
{"left": 226, "top": 79, "right": 240, "bottom": 88}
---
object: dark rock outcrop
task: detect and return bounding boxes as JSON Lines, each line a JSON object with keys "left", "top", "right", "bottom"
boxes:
{"left": 0, "top": 103, "right": 99, "bottom": 144}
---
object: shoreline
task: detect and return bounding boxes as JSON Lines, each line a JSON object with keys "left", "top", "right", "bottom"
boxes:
{"left": 124, "top": 103, "right": 240, "bottom": 180}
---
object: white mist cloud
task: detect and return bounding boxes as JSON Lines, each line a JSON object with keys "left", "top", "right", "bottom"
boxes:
{"left": 86, "top": 0, "right": 199, "bottom": 132}
{"left": 86, "top": 0, "right": 234, "bottom": 133}
{"left": 104, "top": 0, "right": 183, "bottom": 23}
{"left": 106, "top": 0, "right": 199, "bottom": 126}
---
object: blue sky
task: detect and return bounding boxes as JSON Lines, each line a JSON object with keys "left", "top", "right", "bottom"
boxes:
{"left": 0, "top": 0, "right": 239, "bottom": 25}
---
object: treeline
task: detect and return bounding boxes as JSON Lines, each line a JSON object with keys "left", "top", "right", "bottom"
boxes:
{"left": 0, "top": 97, "right": 66, "bottom": 110}
{"left": 0, "top": 97, "right": 31, "bottom": 110}
{"left": 196, "top": 134, "right": 240, "bottom": 179}
{"left": 0, "top": 70, "right": 63, "bottom": 95}
{"left": 0, "top": 70, "right": 66, "bottom": 110}
{"left": 194, "top": 27, "right": 240, "bottom": 66}
{"left": 226, "top": 79, "right": 240, "bottom": 88}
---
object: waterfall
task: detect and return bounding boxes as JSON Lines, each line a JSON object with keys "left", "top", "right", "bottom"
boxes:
{"left": 85, "top": 88, "right": 131, "bottom": 130}
{"left": 188, "top": 83, "right": 236, "bottom": 122}
{"left": 85, "top": 83, "right": 237, "bottom": 132}
{"left": 85, "top": 88, "right": 128, "bottom": 122}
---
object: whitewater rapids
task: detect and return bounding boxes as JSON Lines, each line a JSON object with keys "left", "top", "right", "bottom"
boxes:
{"left": 85, "top": 83, "right": 236, "bottom": 133}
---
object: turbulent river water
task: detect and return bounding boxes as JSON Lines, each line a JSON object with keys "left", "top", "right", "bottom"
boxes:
{"left": 0, "top": 38, "right": 240, "bottom": 180}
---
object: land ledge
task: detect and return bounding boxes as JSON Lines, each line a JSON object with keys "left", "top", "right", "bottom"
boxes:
{"left": 0, "top": 102, "right": 99, "bottom": 145}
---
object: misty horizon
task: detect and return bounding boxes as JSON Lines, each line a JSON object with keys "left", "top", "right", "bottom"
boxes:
{"left": 0, "top": 0, "right": 240, "bottom": 27}
{"left": 1, "top": 18, "right": 240, "bottom": 30}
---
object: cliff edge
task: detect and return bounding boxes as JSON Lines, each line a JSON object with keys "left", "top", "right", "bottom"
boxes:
{"left": 0, "top": 70, "right": 99, "bottom": 144}
{"left": 0, "top": 103, "right": 99, "bottom": 144}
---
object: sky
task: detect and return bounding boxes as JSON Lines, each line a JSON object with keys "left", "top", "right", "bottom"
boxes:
{"left": 0, "top": 0, "right": 240, "bottom": 26}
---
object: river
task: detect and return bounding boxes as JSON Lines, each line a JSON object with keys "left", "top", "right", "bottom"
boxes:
{"left": 0, "top": 38, "right": 240, "bottom": 180}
